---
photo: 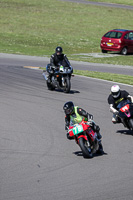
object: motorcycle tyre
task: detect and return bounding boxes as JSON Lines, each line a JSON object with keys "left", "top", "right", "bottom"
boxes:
{"left": 128, "top": 118, "right": 133, "bottom": 130}
{"left": 78, "top": 137, "right": 93, "bottom": 158}
{"left": 64, "top": 77, "right": 71, "bottom": 93}
{"left": 47, "top": 81, "right": 55, "bottom": 91}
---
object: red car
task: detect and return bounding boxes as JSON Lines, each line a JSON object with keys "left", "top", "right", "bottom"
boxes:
{"left": 100, "top": 29, "right": 133, "bottom": 55}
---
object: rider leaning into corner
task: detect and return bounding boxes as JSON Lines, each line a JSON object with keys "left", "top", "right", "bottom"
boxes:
{"left": 46, "top": 46, "right": 73, "bottom": 82}
{"left": 107, "top": 85, "right": 133, "bottom": 124}
{"left": 63, "top": 101, "right": 102, "bottom": 142}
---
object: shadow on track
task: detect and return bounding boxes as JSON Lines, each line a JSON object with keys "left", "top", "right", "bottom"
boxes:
{"left": 73, "top": 151, "right": 107, "bottom": 159}
{"left": 116, "top": 129, "right": 133, "bottom": 136}
{"left": 53, "top": 89, "right": 80, "bottom": 94}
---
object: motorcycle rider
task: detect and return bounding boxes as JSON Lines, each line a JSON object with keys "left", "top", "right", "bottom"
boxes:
{"left": 46, "top": 46, "right": 73, "bottom": 82}
{"left": 63, "top": 101, "right": 102, "bottom": 140}
{"left": 108, "top": 85, "right": 133, "bottom": 123}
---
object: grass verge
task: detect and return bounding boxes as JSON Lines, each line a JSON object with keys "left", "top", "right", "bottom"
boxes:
{"left": 0, "top": 0, "right": 133, "bottom": 66}
{"left": 73, "top": 70, "right": 133, "bottom": 85}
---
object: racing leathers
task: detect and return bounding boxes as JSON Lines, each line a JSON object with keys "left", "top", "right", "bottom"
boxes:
{"left": 65, "top": 106, "right": 101, "bottom": 140}
{"left": 108, "top": 90, "right": 133, "bottom": 123}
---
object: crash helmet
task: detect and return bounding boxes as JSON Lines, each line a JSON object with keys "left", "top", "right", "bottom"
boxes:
{"left": 111, "top": 85, "right": 120, "bottom": 98}
{"left": 55, "top": 46, "right": 63, "bottom": 55}
{"left": 63, "top": 101, "right": 74, "bottom": 115}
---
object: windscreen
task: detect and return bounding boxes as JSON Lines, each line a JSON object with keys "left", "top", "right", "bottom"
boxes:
{"left": 104, "top": 31, "right": 122, "bottom": 39}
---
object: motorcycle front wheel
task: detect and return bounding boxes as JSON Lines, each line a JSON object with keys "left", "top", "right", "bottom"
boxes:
{"left": 78, "top": 137, "right": 93, "bottom": 158}
{"left": 128, "top": 118, "right": 133, "bottom": 130}
{"left": 47, "top": 81, "right": 55, "bottom": 91}
{"left": 63, "top": 77, "right": 71, "bottom": 93}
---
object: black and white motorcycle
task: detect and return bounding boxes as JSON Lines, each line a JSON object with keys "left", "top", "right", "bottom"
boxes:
{"left": 43, "top": 64, "right": 73, "bottom": 93}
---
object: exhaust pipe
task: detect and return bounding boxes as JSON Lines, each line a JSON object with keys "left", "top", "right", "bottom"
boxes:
{"left": 42, "top": 72, "right": 48, "bottom": 81}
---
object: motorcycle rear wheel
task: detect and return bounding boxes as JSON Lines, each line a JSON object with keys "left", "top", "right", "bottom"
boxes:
{"left": 64, "top": 77, "right": 71, "bottom": 93}
{"left": 78, "top": 137, "right": 93, "bottom": 158}
{"left": 128, "top": 118, "right": 133, "bottom": 130}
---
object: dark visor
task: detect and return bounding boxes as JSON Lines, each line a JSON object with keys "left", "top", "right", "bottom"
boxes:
{"left": 112, "top": 91, "right": 119, "bottom": 95}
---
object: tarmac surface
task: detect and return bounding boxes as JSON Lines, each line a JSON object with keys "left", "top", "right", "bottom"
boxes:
{"left": 60, "top": 0, "right": 133, "bottom": 10}
{"left": 0, "top": 54, "right": 133, "bottom": 200}
{"left": 0, "top": 53, "right": 133, "bottom": 76}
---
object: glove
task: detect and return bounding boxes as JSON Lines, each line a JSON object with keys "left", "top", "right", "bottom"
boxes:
{"left": 49, "top": 69, "right": 54, "bottom": 74}
{"left": 86, "top": 120, "right": 93, "bottom": 126}
{"left": 87, "top": 113, "right": 93, "bottom": 120}
{"left": 130, "top": 96, "right": 133, "bottom": 103}
{"left": 65, "top": 125, "right": 69, "bottom": 131}
{"left": 51, "top": 65, "right": 56, "bottom": 69}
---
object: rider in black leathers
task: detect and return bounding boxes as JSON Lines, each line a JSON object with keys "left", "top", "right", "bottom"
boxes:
{"left": 46, "top": 46, "right": 73, "bottom": 82}
{"left": 108, "top": 85, "right": 133, "bottom": 124}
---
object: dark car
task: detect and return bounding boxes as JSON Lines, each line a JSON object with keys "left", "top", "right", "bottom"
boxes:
{"left": 100, "top": 29, "right": 133, "bottom": 55}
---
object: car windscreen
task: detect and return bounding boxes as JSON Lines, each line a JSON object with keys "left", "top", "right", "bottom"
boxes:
{"left": 104, "top": 31, "right": 122, "bottom": 39}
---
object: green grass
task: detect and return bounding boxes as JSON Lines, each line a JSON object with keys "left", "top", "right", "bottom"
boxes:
{"left": 74, "top": 70, "right": 133, "bottom": 85}
{"left": 0, "top": 0, "right": 133, "bottom": 66}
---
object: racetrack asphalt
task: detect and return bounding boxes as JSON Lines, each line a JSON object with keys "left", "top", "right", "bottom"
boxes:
{"left": 1, "top": 53, "right": 133, "bottom": 76}
{"left": 59, "top": 0, "right": 133, "bottom": 10}
{"left": 0, "top": 54, "right": 133, "bottom": 200}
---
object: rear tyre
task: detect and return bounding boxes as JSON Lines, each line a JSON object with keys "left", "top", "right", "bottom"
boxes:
{"left": 78, "top": 137, "right": 93, "bottom": 158}
{"left": 64, "top": 77, "right": 71, "bottom": 93}
{"left": 102, "top": 50, "right": 108, "bottom": 53}
{"left": 121, "top": 47, "right": 128, "bottom": 55}
{"left": 128, "top": 118, "right": 133, "bottom": 130}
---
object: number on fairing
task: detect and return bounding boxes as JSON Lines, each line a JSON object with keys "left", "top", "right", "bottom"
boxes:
{"left": 73, "top": 125, "right": 83, "bottom": 135}
{"left": 120, "top": 104, "right": 129, "bottom": 112}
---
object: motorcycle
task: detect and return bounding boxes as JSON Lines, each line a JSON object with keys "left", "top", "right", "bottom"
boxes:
{"left": 117, "top": 99, "right": 133, "bottom": 130}
{"left": 68, "top": 119, "right": 103, "bottom": 158}
{"left": 43, "top": 64, "right": 73, "bottom": 93}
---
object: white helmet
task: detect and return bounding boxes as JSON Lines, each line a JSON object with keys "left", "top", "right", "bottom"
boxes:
{"left": 111, "top": 85, "right": 120, "bottom": 98}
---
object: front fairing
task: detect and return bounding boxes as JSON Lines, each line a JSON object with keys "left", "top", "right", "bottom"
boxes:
{"left": 117, "top": 99, "right": 131, "bottom": 110}
{"left": 56, "top": 66, "right": 72, "bottom": 76}
{"left": 86, "top": 128, "right": 97, "bottom": 142}
{"left": 117, "top": 100, "right": 133, "bottom": 119}
{"left": 68, "top": 120, "right": 89, "bottom": 137}
{"left": 53, "top": 66, "right": 72, "bottom": 87}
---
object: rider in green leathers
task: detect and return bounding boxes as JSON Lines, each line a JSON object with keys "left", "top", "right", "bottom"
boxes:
{"left": 63, "top": 101, "right": 102, "bottom": 140}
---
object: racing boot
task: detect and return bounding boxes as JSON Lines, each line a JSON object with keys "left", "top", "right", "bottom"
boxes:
{"left": 97, "top": 131, "right": 102, "bottom": 140}
{"left": 97, "top": 142, "right": 104, "bottom": 154}
{"left": 94, "top": 124, "right": 102, "bottom": 139}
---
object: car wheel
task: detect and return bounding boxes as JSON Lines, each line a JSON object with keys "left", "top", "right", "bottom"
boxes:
{"left": 102, "top": 50, "right": 108, "bottom": 53}
{"left": 121, "top": 47, "right": 128, "bottom": 55}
